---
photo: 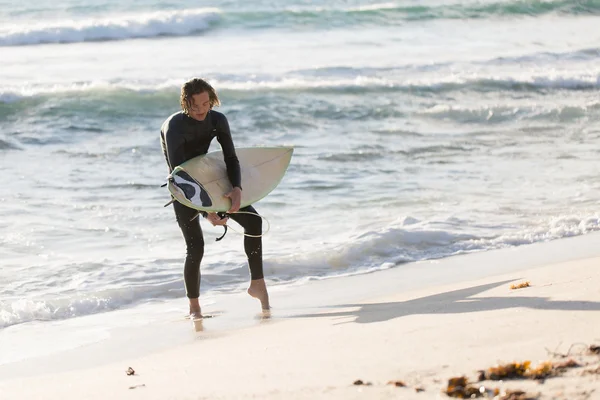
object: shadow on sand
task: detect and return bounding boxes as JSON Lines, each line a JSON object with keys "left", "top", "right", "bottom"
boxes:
{"left": 294, "top": 280, "right": 600, "bottom": 324}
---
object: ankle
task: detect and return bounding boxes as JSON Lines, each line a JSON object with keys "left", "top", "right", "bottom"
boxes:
{"left": 189, "top": 298, "right": 201, "bottom": 313}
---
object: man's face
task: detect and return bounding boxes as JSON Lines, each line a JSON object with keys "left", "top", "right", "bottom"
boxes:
{"left": 189, "top": 92, "right": 210, "bottom": 121}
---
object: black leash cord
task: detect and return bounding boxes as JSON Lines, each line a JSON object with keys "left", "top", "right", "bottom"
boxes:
{"left": 215, "top": 212, "right": 230, "bottom": 241}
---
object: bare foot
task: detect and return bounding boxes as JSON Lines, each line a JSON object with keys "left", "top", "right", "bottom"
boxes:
{"left": 260, "top": 309, "right": 271, "bottom": 320}
{"left": 189, "top": 298, "right": 202, "bottom": 319}
{"left": 247, "top": 278, "right": 270, "bottom": 310}
{"left": 190, "top": 311, "right": 203, "bottom": 320}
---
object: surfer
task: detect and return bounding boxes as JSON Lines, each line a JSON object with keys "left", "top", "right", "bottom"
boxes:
{"left": 160, "top": 78, "right": 270, "bottom": 318}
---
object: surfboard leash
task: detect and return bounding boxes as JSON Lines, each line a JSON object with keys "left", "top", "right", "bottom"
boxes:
{"left": 159, "top": 183, "right": 270, "bottom": 241}
{"left": 215, "top": 211, "right": 271, "bottom": 242}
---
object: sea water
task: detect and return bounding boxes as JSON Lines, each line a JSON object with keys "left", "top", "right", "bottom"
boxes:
{"left": 1, "top": 0, "right": 600, "bottom": 330}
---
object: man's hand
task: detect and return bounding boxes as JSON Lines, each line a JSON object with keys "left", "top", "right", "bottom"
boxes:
{"left": 224, "top": 186, "right": 242, "bottom": 213}
{"left": 206, "top": 212, "right": 228, "bottom": 226}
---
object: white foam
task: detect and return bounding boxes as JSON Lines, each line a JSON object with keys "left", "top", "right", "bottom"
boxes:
{"left": 2, "top": 212, "right": 599, "bottom": 328}
{"left": 2, "top": 70, "right": 599, "bottom": 102}
{"left": 402, "top": 72, "right": 600, "bottom": 91}
{"left": 0, "top": 297, "right": 112, "bottom": 329}
{"left": 265, "top": 213, "right": 600, "bottom": 282}
{"left": 486, "top": 215, "right": 600, "bottom": 247}
{"left": 0, "top": 8, "right": 221, "bottom": 46}
{"left": 348, "top": 3, "right": 401, "bottom": 12}
{"left": 0, "top": 79, "right": 183, "bottom": 102}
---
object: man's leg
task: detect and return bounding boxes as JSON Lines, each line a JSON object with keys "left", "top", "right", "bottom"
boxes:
{"left": 229, "top": 205, "right": 270, "bottom": 310}
{"left": 173, "top": 201, "right": 205, "bottom": 317}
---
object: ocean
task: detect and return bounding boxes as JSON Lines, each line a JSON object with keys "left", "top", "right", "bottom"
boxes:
{"left": 1, "top": 0, "right": 600, "bottom": 330}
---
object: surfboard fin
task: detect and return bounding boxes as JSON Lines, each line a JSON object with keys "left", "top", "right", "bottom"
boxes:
{"left": 190, "top": 211, "right": 202, "bottom": 222}
{"left": 163, "top": 198, "right": 176, "bottom": 207}
{"left": 162, "top": 177, "right": 173, "bottom": 206}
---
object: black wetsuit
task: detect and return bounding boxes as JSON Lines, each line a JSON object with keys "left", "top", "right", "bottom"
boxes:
{"left": 161, "top": 110, "right": 263, "bottom": 299}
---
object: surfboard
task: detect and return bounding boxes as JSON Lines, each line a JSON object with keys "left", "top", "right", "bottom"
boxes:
{"left": 167, "top": 146, "right": 293, "bottom": 212}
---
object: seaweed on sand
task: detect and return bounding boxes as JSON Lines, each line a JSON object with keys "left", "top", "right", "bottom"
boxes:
{"left": 477, "top": 359, "right": 580, "bottom": 382}
{"left": 444, "top": 376, "right": 538, "bottom": 399}
{"left": 445, "top": 376, "right": 485, "bottom": 398}
{"left": 510, "top": 281, "right": 530, "bottom": 290}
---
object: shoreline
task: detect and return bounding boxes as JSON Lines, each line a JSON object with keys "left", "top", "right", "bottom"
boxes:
{"left": 1, "top": 232, "right": 600, "bottom": 399}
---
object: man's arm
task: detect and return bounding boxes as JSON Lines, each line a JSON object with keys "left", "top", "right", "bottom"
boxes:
{"left": 215, "top": 114, "right": 242, "bottom": 189}
{"left": 162, "top": 118, "right": 186, "bottom": 172}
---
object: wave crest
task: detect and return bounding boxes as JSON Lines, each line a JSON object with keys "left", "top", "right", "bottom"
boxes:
{"left": 2, "top": 72, "right": 599, "bottom": 104}
{"left": 0, "top": 8, "right": 220, "bottom": 46}
{"left": 4, "top": 1, "right": 600, "bottom": 47}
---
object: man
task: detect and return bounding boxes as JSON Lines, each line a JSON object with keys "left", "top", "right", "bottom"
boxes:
{"left": 161, "top": 78, "right": 270, "bottom": 318}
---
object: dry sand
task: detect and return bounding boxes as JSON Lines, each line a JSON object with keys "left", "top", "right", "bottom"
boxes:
{"left": 1, "top": 250, "right": 599, "bottom": 400}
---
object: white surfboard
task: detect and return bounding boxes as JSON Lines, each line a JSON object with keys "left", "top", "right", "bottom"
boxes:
{"left": 167, "top": 146, "right": 293, "bottom": 212}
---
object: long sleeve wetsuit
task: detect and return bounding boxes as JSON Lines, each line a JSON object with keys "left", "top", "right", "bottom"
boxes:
{"left": 161, "top": 110, "right": 264, "bottom": 298}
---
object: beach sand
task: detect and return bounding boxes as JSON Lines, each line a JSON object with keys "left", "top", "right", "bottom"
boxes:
{"left": 1, "top": 234, "right": 600, "bottom": 400}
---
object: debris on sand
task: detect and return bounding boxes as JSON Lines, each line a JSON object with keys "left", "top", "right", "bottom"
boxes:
{"left": 444, "top": 376, "right": 538, "bottom": 399}
{"left": 128, "top": 384, "right": 145, "bottom": 390}
{"left": 126, "top": 367, "right": 135, "bottom": 376}
{"left": 445, "top": 376, "right": 488, "bottom": 398}
{"left": 588, "top": 345, "right": 600, "bottom": 355}
{"left": 582, "top": 366, "right": 600, "bottom": 376}
{"left": 478, "top": 361, "right": 530, "bottom": 380}
{"left": 523, "top": 362, "right": 554, "bottom": 380}
{"left": 477, "top": 359, "right": 580, "bottom": 381}
{"left": 553, "top": 359, "right": 580, "bottom": 371}
{"left": 386, "top": 380, "right": 406, "bottom": 387}
{"left": 497, "top": 390, "right": 539, "bottom": 400}
{"left": 446, "top": 358, "right": 581, "bottom": 398}
{"left": 510, "top": 281, "right": 530, "bottom": 290}
{"left": 546, "top": 342, "right": 599, "bottom": 358}
{"left": 353, "top": 379, "right": 372, "bottom": 386}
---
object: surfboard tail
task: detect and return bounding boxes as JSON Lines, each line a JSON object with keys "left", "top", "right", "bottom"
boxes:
{"left": 167, "top": 168, "right": 214, "bottom": 210}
